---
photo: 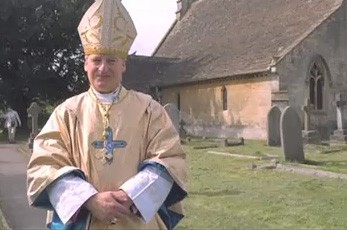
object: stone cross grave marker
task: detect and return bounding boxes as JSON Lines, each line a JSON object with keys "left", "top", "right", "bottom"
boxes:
{"left": 301, "top": 98, "right": 314, "bottom": 131}
{"left": 164, "top": 103, "right": 180, "bottom": 133}
{"left": 330, "top": 93, "right": 347, "bottom": 142}
{"left": 335, "top": 93, "right": 346, "bottom": 130}
{"left": 27, "top": 102, "right": 42, "bottom": 136}
{"left": 267, "top": 105, "right": 281, "bottom": 146}
{"left": 280, "top": 106, "right": 304, "bottom": 163}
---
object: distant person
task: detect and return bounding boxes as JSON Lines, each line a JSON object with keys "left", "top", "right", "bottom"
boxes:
{"left": 0, "top": 110, "right": 4, "bottom": 132}
{"left": 3, "top": 107, "right": 21, "bottom": 143}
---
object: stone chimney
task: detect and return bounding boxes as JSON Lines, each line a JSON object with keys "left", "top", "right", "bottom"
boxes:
{"left": 176, "top": 0, "right": 194, "bottom": 20}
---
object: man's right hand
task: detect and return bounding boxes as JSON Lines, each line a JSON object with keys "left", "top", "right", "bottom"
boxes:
{"left": 84, "top": 191, "right": 131, "bottom": 222}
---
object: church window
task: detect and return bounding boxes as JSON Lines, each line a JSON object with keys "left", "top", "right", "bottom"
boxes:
{"left": 222, "top": 86, "right": 228, "bottom": 110}
{"left": 309, "top": 62, "right": 324, "bottom": 110}
{"left": 177, "top": 93, "right": 181, "bottom": 111}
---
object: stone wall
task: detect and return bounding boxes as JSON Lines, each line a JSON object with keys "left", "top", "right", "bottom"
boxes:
{"left": 274, "top": 2, "right": 347, "bottom": 140}
{"left": 162, "top": 76, "right": 278, "bottom": 139}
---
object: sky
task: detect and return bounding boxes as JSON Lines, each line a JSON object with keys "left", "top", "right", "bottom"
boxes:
{"left": 122, "top": 0, "right": 177, "bottom": 56}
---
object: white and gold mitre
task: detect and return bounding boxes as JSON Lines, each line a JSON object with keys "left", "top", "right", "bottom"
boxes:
{"left": 78, "top": 0, "right": 137, "bottom": 59}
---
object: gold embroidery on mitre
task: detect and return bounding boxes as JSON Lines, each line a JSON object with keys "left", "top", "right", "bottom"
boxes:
{"left": 78, "top": 0, "right": 137, "bottom": 59}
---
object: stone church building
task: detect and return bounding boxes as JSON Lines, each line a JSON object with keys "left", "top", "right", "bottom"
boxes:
{"left": 124, "top": 0, "right": 347, "bottom": 140}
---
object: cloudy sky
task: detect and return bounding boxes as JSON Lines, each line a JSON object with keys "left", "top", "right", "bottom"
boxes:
{"left": 122, "top": 0, "right": 177, "bottom": 56}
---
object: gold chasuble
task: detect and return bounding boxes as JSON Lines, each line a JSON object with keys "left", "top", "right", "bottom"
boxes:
{"left": 27, "top": 87, "right": 187, "bottom": 229}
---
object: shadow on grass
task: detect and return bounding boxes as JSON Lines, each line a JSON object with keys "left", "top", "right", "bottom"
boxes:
{"left": 189, "top": 188, "right": 243, "bottom": 197}
{"left": 303, "top": 159, "right": 327, "bottom": 166}
{"left": 289, "top": 158, "right": 347, "bottom": 174}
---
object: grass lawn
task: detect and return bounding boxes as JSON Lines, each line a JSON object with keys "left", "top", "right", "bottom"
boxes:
{"left": 177, "top": 138, "right": 347, "bottom": 229}
{"left": 2, "top": 129, "right": 347, "bottom": 229}
{"left": 0, "top": 217, "right": 4, "bottom": 229}
{"left": 0, "top": 207, "right": 6, "bottom": 230}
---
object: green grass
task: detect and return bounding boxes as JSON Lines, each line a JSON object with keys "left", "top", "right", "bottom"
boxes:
{"left": 193, "top": 138, "right": 347, "bottom": 174}
{"left": 0, "top": 200, "right": 8, "bottom": 230}
{"left": 177, "top": 138, "right": 347, "bottom": 229}
{"left": 2, "top": 132, "right": 347, "bottom": 229}
{"left": 0, "top": 217, "right": 4, "bottom": 229}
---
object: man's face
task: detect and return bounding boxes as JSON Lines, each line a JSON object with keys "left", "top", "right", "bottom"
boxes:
{"left": 84, "top": 54, "right": 126, "bottom": 93}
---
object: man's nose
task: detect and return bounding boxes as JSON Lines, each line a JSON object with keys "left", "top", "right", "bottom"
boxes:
{"left": 98, "top": 60, "right": 108, "bottom": 72}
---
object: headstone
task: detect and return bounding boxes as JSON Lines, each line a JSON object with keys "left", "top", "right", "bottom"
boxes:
{"left": 179, "top": 119, "right": 187, "bottom": 138}
{"left": 219, "top": 137, "right": 244, "bottom": 147}
{"left": 228, "top": 137, "right": 244, "bottom": 146}
{"left": 154, "top": 86, "right": 163, "bottom": 104}
{"left": 336, "top": 93, "right": 346, "bottom": 130}
{"left": 301, "top": 98, "right": 320, "bottom": 144}
{"left": 330, "top": 93, "right": 347, "bottom": 142}
{"left": 267, "top": 105, "right": 281, "bottom": 146}
{"left": 302, "top": 98, "right": 314, "bottom": 131}
{"left": 164, "top": 103, "right": 180, "bottom": 133}
{"left": 27, "top": 102, "right": 42, "bottom": 149}
{"left": 271, "top": 90, "right": 289, "bottom": 109}
{"left": 280, "top": 106, "right": 305, "bottom": 163}
{"left": 220, "top": 138, "right": 228, "bottom": 147}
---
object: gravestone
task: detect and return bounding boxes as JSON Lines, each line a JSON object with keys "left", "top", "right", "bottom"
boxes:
{"left": 219, "top": 137, "right": 244, "bottom": 147}
{"left": 164, "top": 103, "right": 180, "bottom": 133}
{"left": 267, "top": 105, "right": 281, "bottom": 146}
{"left": 301, "top": 98, "right": 320, "bottom": 144}
{"left": 27, "top": 102, "right": 42, "bottom": 149}
{"left": 280, "top": 106, "right": 305, "bottom": 163}
{"left": 330, "top": 93, "right": 347, "bottom": 142}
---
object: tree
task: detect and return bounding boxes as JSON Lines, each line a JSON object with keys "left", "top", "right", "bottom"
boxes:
{"left": 0, "top": 0, "right": 93, "bottom": 127}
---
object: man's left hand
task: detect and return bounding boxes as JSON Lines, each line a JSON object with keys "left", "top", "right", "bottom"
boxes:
{"left": 113, "top": 189, "right": 133, "bottom": 209}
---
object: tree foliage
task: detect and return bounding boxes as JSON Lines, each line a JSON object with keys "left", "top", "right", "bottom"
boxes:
{"left": 0, "top": 0, "right": 93, "bottom": 124}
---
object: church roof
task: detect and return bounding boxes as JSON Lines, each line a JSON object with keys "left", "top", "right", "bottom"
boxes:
{"left": 154, "top": 0, "right": 343, "bottom": 86}
{"left": 123, "top": 55, "right": 177, "bottom": 93}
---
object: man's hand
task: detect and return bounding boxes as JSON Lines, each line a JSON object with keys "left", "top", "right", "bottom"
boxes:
{"left": 84, "top": 191, "right": 132, "bottom": 222}
{"left": 113, "top": 189, "right": 133, "bottom": 209}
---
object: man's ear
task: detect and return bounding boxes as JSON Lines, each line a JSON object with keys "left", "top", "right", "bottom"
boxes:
{"left": 83, "top": 58, "right": 87, "bottom": 72}
{"left": 84, "top": 56, "right": 88, "bottom": 72}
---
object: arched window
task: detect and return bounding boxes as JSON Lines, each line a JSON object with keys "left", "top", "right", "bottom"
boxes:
{"left": 221, "top": 86, "right": 228, "bottom": 111}
{"left": 309, "top": 62, "right": 324, "bottom": 110}
{"left": 177, "top": 93, "right": 181, "bottom": 111}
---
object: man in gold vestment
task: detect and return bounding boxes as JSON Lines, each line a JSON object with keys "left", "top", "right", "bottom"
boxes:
{"left": 26, "top": 0, "right": 187, "bottom": 229}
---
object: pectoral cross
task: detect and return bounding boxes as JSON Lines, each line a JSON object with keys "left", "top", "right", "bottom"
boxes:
{"left": 92, "top": 127, "right": 127, "bottom": 164}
